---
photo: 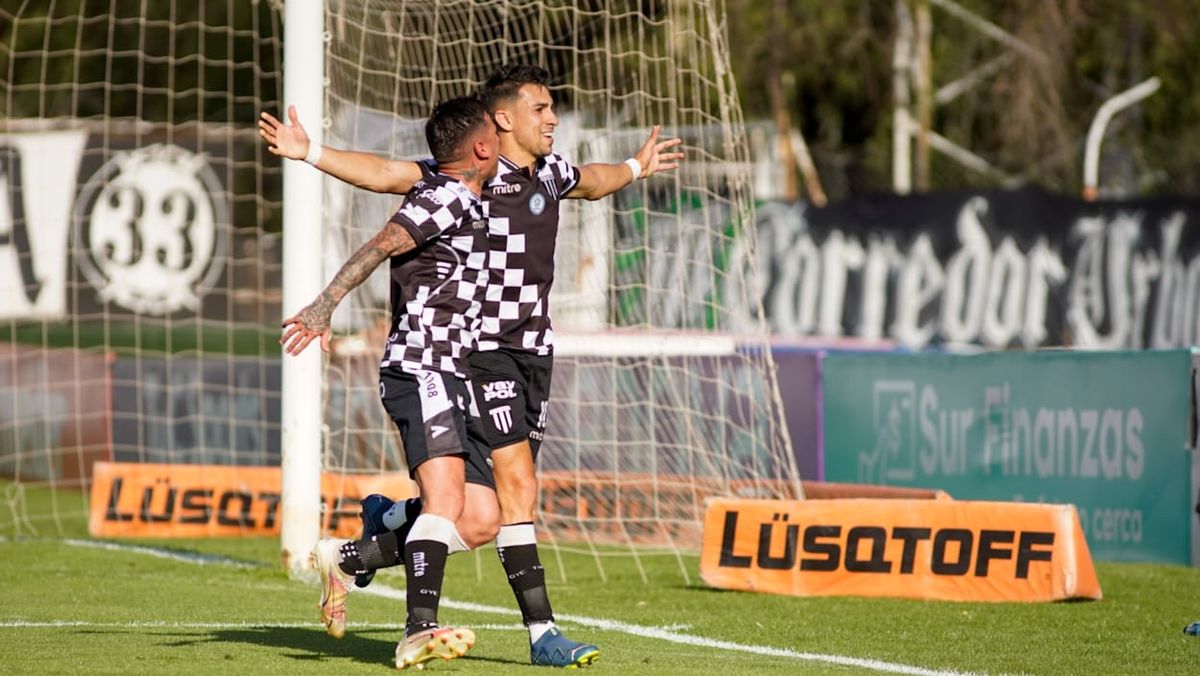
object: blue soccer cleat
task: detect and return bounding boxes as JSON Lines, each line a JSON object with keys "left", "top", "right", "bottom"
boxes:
{"left": 530, "top": 627, "right": 600, "bottom": 668}
{"left": 355, "top": 493, "right": 394, "bottom": 588}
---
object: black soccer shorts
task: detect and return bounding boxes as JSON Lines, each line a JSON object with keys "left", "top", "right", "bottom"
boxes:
{"left": 379, "top": 366, "right": 495, "bottom": 489}
{"left": 466, "top": 348, "right": 552, "bottom": 458}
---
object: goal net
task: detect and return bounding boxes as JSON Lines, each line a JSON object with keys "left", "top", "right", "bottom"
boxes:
{"left": 318, "top": 0, "right": 799, "bottom": 578}
{"left": 0, "top": 0, "right": 798, "bottom": 580}
{"left": 0, "top": 3, "right": 285, "bottom": 533}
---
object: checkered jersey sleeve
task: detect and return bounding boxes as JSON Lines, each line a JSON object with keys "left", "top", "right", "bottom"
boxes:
{"left": 388, "top": 181, "right": 468, "bottom": 246}
{"left": 544, "top": 152, "right": 581, "bottom": 197}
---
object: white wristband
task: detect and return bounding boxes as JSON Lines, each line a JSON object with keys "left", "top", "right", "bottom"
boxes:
{"left": 304, "top": 143, "right": 323, "bottom": 166}
{"left": 623, "top": 157, "right": 642, "bottom": 181}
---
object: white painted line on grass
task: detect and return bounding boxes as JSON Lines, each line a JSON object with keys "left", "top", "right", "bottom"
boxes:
{"left": 63, "top": 538, "right": 258, "bottom": 568}
{"left": 359, "top": 585, "right": 982, "bottom": 676}
{"left": 0, "top": 619, "right": 523, "bottom": 631}
{"left": 52, "top": 538, "right": 984, "bottom": 676}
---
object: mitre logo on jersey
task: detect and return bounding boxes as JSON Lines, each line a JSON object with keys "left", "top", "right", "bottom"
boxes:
{"left": 491, "top": 182, "right": 521, "bottom": 195}
{"left": 529, "top": 193, "right": 546, "bottom": 215}
{"left": 489, "top": 405, "right": 513, "bottom": 434}
{"left": 74, "top": 144, "right": 228, "bottom": 315}
{"left": 482, "top": 380, "right": 517, "bottom": 401}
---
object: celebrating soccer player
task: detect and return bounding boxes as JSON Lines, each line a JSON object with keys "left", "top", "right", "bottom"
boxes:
{"left": 278, "top": 95, "right": 499, "bottom": 671}
{"left": 261, "top": 64, "right": 683, "bottom": 668}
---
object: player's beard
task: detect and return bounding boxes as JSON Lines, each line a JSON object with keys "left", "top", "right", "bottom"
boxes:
{"left": 534, "top": 127, "right": 554, "bottom": 158}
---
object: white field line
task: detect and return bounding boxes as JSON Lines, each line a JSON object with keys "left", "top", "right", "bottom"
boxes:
{"left": 0, "top": 620, "right": 524, "bottom": 631}
{"left": 42, "top": 539, "right": 984, "bottom": 676}
{"left": 62, "top": 538, "right": 258, "bottom": 568}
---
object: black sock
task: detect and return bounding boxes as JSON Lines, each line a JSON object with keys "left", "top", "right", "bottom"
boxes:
{"left": 357, "top": 531, "right": 405, "bottom": 570}
{"left": 497, "top": 526, "right": 554, "bottom": 624}
{"left": 346, "top": 498, "right": 424, "bottom": 581}
{"left": 404, "top": 539, "right": 449, "bottom": 635}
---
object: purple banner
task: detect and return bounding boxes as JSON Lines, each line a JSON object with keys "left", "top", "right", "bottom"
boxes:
{"left": 771, "top": 348, "right": 823, "bottom": 481}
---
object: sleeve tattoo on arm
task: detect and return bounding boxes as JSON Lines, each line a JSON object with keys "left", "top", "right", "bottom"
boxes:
{"left": 299, "top": 222, "right": 417, "bottom": 331}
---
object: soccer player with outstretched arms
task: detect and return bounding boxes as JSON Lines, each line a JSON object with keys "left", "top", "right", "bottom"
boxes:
{"left": 279, "top": 96, "right": 499, "bottom": 671}
{"left": 262, "top": 64, "right": 683, "bottom": 668}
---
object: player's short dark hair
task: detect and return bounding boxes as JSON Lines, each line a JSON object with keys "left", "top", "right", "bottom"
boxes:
{"left": 425, "top": 95, "right": 490, "bottom": 164}
{"left": 481, "top": 64, "right": 551, "bottom": 110}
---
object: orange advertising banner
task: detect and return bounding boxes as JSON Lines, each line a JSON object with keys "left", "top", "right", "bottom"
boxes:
{"left": 700, "top": 498, "right": 1102, "bottom": 603}
{"left": 88, "top": 461, "right": 418, "bottom": 539}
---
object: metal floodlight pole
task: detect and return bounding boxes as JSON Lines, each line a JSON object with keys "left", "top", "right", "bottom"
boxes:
{"left": 279, "top": 0, "right": 326, "bottom": 578}
{"left": 1082, "top": 76, "right": 1161, "bottom": 201}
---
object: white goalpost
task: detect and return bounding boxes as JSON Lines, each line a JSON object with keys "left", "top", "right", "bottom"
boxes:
{"left": 279, "top": 0, "right": 326, "bottom": 579}
{"left": 0, "top": 0, "right": 799, "bottom": 582}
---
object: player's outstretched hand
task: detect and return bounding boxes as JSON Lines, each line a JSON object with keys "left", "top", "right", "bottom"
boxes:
{"left": 280, "top": 310, "right": 332, "bottom": 356}
{"left": 259, "top": 105, "right": 312, "bottom": 161}
{"left": 633, "top": 125, "right": 685, "bottom": 178}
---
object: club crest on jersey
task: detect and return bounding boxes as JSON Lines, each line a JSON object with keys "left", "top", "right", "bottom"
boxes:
{"left": 529, "top": 193, "right": 546, "bottom": 215}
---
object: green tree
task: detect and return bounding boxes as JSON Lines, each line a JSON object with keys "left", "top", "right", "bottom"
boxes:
{"left": 726, "top": 0, "right": 1200, "bottom": 198}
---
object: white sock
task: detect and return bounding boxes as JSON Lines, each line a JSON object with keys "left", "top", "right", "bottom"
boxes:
{"left": 496, "top": 522, "right": 537, "bottom": 548}
{"left": 528, "top": 620, "right": 556, "bottom": 644}
{"left": 406, "top": 512, "right": 454, "bottom": 545}
{"left": 446, "top": 527, "right": 470, "bottom": 554}
{"left": 402, "top": 510, "right": 470, "bottom": 554}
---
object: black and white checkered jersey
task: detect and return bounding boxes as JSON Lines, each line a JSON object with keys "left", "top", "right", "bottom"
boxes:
{"left": 418, "top": 154, "right": 580, "bottom": 356}
{"left": 379, "top": 173, "right": 488, "bottom": 379}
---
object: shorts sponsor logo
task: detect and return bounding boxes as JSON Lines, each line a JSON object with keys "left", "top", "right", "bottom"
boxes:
{"left": 482, "top": 380, "right": 517, "bottom": 401}
{"left": 431, "top": 425, "right": 449, "bottom": 439}
{"left": 490, "top": 405, "right": 513, "bottom": 434}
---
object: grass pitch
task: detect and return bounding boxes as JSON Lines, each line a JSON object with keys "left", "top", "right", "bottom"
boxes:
{"left": 2, "top": 484, "right": 1198, "bottom": 675}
